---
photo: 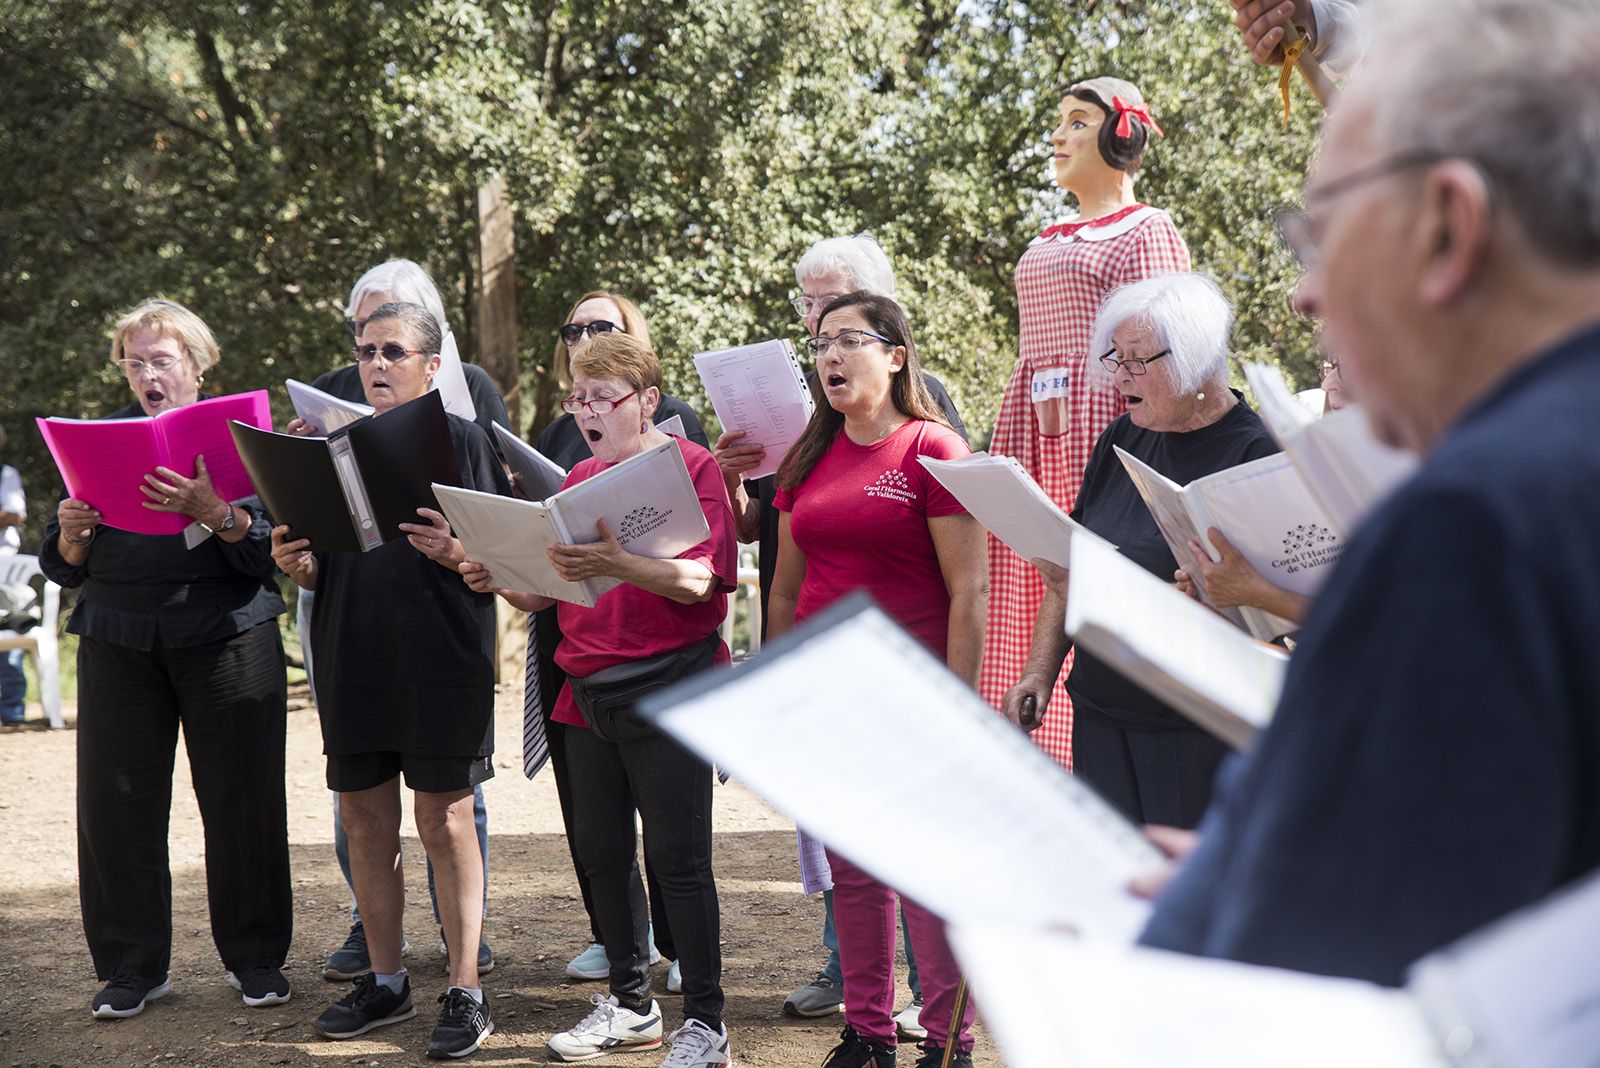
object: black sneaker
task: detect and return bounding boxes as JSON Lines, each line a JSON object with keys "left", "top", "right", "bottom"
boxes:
{"left": 227, "top": 966, "right": 292, "bottom": 1007}
{"left": 910, "top": 1044, "right": 972, "bottom": 1068}
{"left": 90, "top": 974, "right": 171, "bottom": 1019}
{"left": 437, "top": 926, "right": 496, "bottom": 976}
{"left": 323, "top": 922, "right": 371, "bottom": 980}
{"left": 426, "top": 987, "right": 494, "bottom": 1059}
{"left": 821, "top": 1024, "right": 896, "bottom": 1068}
{"left": 314, "top": 973, "right": 417, "bottom": 1039}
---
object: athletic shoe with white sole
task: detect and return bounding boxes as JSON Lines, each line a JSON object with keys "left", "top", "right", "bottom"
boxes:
{"left": 893, "top": 995, "right": 925, "bottom": 1041}
{"left": 90, "top": 974, "right": 171, "bottom": 1019}
{"left": 437, "top": 926, "right": 497, "bottom": 976}
{"left": 426, "top": 987, "right": 494, "bottom": 1059}
{"left": 546, "top": 994, "right": 664, "bottom": 1061}
{"left": 783, "top": 973, "right": 843, "bottom": 1018}
{"left": 322, "top": 921, "right": 412, "bottom": 981}
{"left": 227, "top": 967, "right": 293, "bottom": 1007}
{"left": 820, "top": 1025, "right": 896, "bottom": 1068}
{"left": 665, "top": 959, "right": 682, "bottom": 994}
{"left": 659, "top": 1018, "right": 731, "bottom": 1067}
{"left": 313, "top": 973, "right": 417, "bottom": 1039}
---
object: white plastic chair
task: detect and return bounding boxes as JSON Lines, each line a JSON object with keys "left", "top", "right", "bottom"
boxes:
{"left": 0, "top": 554, "right": 64, "bottom": 728}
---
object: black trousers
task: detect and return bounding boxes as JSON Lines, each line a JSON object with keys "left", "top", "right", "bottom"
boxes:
{"left": 1072, "top": 713, "right": 1229, "bottom": 829}
{"left": 537, "top": 606, "right": 674, "bottom": 957}
{"left": 76, "top": 622, "right": 292, "bottom": 981}
{"left": 565, "top": 724, "right": 721, "bottom": 1027}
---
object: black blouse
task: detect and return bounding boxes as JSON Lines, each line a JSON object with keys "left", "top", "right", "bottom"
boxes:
{"left": 1068, "top": 394, "right": 1280, "bottom": 728}
{"left": 310, "top": 414, "right": 512, "bottom": 759}
{"left": 39, "top": 401, "right": 286, "bottom": 651}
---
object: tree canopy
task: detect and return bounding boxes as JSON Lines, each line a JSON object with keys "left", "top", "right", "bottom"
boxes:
{"left": 1, "top": 0, "right": 1320, "bottom": 549}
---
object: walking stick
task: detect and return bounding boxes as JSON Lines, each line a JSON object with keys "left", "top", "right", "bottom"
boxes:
{"left": 939, "top": 979, "right": 971, "bottom": 1068}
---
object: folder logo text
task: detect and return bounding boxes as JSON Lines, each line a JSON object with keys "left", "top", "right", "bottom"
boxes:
{"left": 618, "top": 504, "right": 673, "bottom": 545}
{"left": 1272, "top": 523, "right": 1343, "bottom": 575}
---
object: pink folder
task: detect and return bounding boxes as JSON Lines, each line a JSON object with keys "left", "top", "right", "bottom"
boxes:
{"left": 37, "top": 391, "right": 274, "bottom": 536}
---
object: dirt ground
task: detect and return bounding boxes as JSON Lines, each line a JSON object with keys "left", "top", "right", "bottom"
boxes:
{"left": 0, "top": 684, "right": 995, "bottom": 1067}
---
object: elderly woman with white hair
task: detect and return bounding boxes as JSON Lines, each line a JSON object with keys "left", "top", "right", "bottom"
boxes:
{"left": 1002, "top": 273, "right": 1279, "bottom": 830}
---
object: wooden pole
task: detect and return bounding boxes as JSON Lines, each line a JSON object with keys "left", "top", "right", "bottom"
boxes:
{"left": 476, "top": 174, "right": 520, "bottom": 431}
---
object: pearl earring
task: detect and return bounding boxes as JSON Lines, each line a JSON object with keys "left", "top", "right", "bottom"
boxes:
{"left": 1196, "top": 391, "right": 1206, "bottom": 401}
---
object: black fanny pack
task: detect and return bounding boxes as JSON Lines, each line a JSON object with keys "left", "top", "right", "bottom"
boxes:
{"left": 567, "top": 632, "right": 720, "bottom": 742}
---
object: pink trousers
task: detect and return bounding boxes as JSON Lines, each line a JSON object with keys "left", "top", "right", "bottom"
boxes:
{"left": 826, "top": 848, "right": 975, "bottom": 1051}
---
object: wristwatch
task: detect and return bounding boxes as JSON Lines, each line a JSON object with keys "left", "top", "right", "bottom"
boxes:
{"left": 199, "top": 503, "right": 238, "bottom": 536}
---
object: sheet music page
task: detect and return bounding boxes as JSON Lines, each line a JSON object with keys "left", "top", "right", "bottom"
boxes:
{"left": 434, "top": 331, "right": 477, "bottom": 422}
{"left": 656, "top": 414, "right": 688, "bottom": 439}
{"left": 552, "top": 439, "right": 710, "bottom": 559}
{"left": 286, "top": 379, "right": 373, "bottom": 434}
{"left": 918, "top": 453, "right": 1103, "bottom": 568}
{"left": 1296, "top": 407, "right": 1418, "bottom": 535}
{"left": 949, "top": 927, "right": 1441, "bottom": 1068}
{"left": 1244, "top": 362, "right": 1318, "bottom": 441}
{"left": 692, "top": 340, "right": 813, "bottom": 480}
{"left": 796, "top": 829, "right": 833, "bottom": 896}
{"left": 491, "top": 422, "right": 568, "bottom": 502}
{"left": 643, "top": 598, "right": 1161, "bottom": 941}
{"left": 1066, "top": 533, "right": 1287, "bottom": 749}
{"left": 1407, "top": 868, "right": 1600, "bottom": 1068}
{"left": 432, "top": 483, "right": 600, "bottom": 606}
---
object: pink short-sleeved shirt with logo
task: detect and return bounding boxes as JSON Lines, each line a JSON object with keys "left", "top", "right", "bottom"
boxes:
{"left": 773, "top": 420, "right": 970, "bottom": 658}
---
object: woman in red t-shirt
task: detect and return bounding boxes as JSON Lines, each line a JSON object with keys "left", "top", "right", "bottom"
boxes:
{"left": 461, "top": 333, "right": 737, "bottom": 1067}
{"left": 769, "top": 293, "right": 988, "bottom": 1068}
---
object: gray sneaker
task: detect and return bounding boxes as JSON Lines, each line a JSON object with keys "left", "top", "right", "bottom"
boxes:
{"left": 323, "top": 921, "right": 412, "bottom": 981}
{"left": 783, "top": 973, "right": 843, "bottom": 1018}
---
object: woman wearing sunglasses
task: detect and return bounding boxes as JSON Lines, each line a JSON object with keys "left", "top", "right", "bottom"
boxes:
{"left": 531, "top": 290, "right": 707, "bottom": 991}
{"left": 464, "top": 331, "right": 737, "bottom": 1067}
{"left": 767, "top": 292, "right": 987, "bottom": 1068}
{"left": 272, "top": 302, "right": 511, "bottom": 1060}
{"left": 1003, "top": 274, "right": 1278, "bottom": 833}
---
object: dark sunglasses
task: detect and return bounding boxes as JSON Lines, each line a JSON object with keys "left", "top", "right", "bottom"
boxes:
{"left": 558, "top": 320, "right": 623, "bottom": 344}
{"left": 351, "top": 343, "right": 429, "bottom": 364}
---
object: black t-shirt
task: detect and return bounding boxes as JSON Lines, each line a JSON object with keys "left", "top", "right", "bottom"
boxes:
{"left": 313, "top": 363, "right": 511, "bottom": 458}
{"left": 1067, "top": 394, "right": 1279, "bottom": 727}
{"left": 1144, "top": 324, "right": 1600, "bottom": 986}
{"left": 530, "top": 393, "right": 709, "bottom": 714}
{"left": 310, "top": 414, "right": 511, "bottom": 758}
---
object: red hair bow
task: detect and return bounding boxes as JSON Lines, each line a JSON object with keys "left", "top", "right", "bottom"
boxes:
{"left": 1111, "top": 96, "right": 1165, "bottom": 139}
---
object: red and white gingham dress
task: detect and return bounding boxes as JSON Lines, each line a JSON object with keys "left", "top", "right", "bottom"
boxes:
{"left": 980, "top": 205, "right": 1190, "bottom": 768}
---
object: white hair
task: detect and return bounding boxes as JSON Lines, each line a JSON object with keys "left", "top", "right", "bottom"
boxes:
{"left": 795, "top": 234, "right": 897, "bottom": 297}
{"left": 1088, "top": 273, "right": 1232, "bottom": 395}
{"left": 346, "top": 259, "right": 450, "bottom": 333}
{"left": 1368, "top": 0, "right": 1600, "bottom": 267}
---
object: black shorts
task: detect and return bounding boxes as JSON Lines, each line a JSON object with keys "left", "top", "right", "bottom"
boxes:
{"left": 326, "top": 751, "right": 495, "bottom": 794}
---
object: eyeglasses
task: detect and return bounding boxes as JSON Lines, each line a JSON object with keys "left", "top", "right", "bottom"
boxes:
{"left": 352, "top": 343, "right": 429, "bottom": 364}
{"left": 1099, "top": 348, "right": 1170, "bottom": 375}
{"left": 805, "top": 329, "right": 893, "bottom": 358}
{"left": 791, "top": 293, "right": 845, "bottom": 318}
{"left": 1320, "top": 359, "right": 1341, "bottom": 377}
{"left": 561, "top": 389, "right": 638, "bottom": 415}
{"left": 115, "top": 356, "right": 182, "bottom": 374}
{"left": 1276, "top": 149, "right": 1459, "bottom": 267}
{"left": 558, "top": 320, "right": 623, "bottom": 345}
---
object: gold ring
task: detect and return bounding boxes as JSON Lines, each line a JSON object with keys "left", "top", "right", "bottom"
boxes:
{"left": 163, "top": 496, "right": 172, "bottom": 505}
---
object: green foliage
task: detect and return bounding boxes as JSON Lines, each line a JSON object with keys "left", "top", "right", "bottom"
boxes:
{"left": 2, "top": 0, "right": 1323, "bottom": 551}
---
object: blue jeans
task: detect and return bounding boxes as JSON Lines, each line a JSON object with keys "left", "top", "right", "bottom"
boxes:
{"left": 822, "top": 887, "right": 920, "bottom": 996}
{"left": 333, "top": 788, "right": 490, "bottom": 925}
{"left": 0, "top": 648, "right": 25, "bottom": 724}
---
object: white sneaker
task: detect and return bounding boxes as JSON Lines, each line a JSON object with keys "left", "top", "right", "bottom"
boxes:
{"left": 546, "top": 994, "right": 664, "bottom": 1062}
{"left": 660, "top": 1018, "right": 731, "bottom": 1068}
{"left": 666, "top": 959, "right": 682, "bottom": 994}
{"left": 568, "top": 935, "right": 661, "bottom": 980}
{"left": 894, "top": 994, "right": 927, "bottom": 1040}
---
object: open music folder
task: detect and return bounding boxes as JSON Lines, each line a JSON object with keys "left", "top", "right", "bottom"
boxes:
{"left": 434, "top": 438, "right": 710, "bottom": 608}
{"left": 490, "top": 422, "right": 568, "bottom": 502}
{"left": 951, "top": 866, "right": 1600, "bottom": 1068}
{"left": 692, "top": 339, "right": 814, "bottom": 480}
{"left": 229, "top": 390, "right": 459, "bottom": 553}
{"left": 37, "top": 390, "right": 272, "bottom": 536}
{"left": 918, "top": 452, "right": 1111, "bottom": 568}
{"left": 1245, "top": 363, "right": 1417, "bottom": 536}
{"left": 286, "top": 379, "right": 373, "bottom": 434}
{"left": 1066, "top": 533, "right": 1288, "bottom": 749}
{"left": 638, "top": 594, "right": 1163, "bottom": 942}
{"left": 1115, "top": 446, "right": 1339, "bottom": 641}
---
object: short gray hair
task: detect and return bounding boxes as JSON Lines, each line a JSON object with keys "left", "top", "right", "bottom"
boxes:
{"left": 1088, "top": 273, "right": 1232, "bottom": 394}
{"left": 795, "top": 234, "right": 897, "bottom": 297}
{"left": 364, "top": 301, "right": 443, "bottom": 356}
{"left": 1368, "top": 0, "right": 1600, "bottom": 267}
{"left": 346, "top": 259, "right": 450, "bottom": 333}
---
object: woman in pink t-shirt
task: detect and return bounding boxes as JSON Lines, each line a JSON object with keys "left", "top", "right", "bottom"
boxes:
{"left": 461, "top": 334, "right": 737, "bottom": 1068}
{"left": 769, "top": 293, "right": 988, "bottom": 1068}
